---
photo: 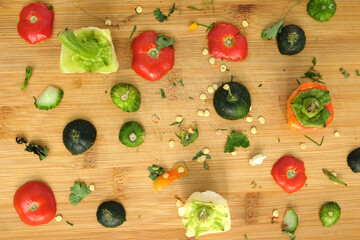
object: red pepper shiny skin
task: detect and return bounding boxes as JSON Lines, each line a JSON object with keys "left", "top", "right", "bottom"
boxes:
{"left": 271, "top": 156, "right": 307, "bottom": 194}
{"left": 207, "top": 22, "right": 248, "bottom": 61}
{"left": 13, "top": 181, "right": 56, "bottom": 226}
{"left": 131, "top": 31, "right": 175, "bottom": 81}
{"left": 17, "top": 2, "right": 54, "bottom": 44}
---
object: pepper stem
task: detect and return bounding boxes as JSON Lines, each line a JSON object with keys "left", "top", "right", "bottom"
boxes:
{"left": 287, "top": 169, "right": 297, "bottom": 179}
{"left": 58, "top": 28, "right": 99, "bottom": 59}
{"left": 224, "top": 37, "right": 234, "bottom": 47}
{"left": 30, "top": 16, "right": 38, "bottom": 23}
{"left": 148, "top": 48, "right": 159, "bottom": 58}
{"left": 29, "top": 203, "right": 39, "bottom": 212}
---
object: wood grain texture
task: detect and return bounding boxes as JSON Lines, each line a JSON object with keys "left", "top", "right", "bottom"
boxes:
{"left": 1, "top": 0, "right": 360, "bottom": 239}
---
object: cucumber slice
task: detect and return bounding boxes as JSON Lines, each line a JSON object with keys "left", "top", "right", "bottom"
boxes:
{"left": 119, "top": 121, "right": 145, "bottom": 148}
{"left": 320, "top": 202, "right": 341, "bottom": 227}
{"left": 307, "top": 0, "right": 337, "bottom": 22}
{"left": 34, "top": 86, "right": 63, "bottom": 110}
{"left": 110, "top": 83, "right": 141, "bottom": 112}
{"left": 282, "top": 209, "right": 298, "bottom": 233}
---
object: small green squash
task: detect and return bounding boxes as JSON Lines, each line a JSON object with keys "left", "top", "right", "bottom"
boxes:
{"left": 119, "top": 121, "right": 145, "bottom": 147}
{"left": 277, "top": 24, "right": 306, "bottom": 55}
{"left": 62, "top": 119, "right": 97, "bottom": 155}
{"left": 96, "top": 201, "right": 126, "bottom": 228}
{"left": 213, "top": 81, "right": 251, "bottom": 120}
{"left": 110, "top": 83, "right": 141, "bottom": 112}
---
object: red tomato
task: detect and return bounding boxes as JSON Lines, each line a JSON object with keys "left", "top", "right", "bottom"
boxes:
{"left": 17, "top": 2, "right": 54, "bottom": 44}
{"left": 208, "top": 22, "right": 248, "bottom": 61}
{"left": 131, "top": 31, "right": 175, "bottom": 81}
{"left": 13, "top": 181, "right": 56, "bottom": 226}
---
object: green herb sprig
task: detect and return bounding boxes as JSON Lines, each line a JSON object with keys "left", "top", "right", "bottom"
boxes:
{"left": 322, "top": 169, "right": 347, "bottom": 186}
{"left": 160, "top": 89, "right": 166, "bottom": 98}
{"left": 300, "top": 58, "right": 325, "bottom": 84}
{"left": 147, "top": 165, "right": 164, "bottom": 180}
{"left": 154, "top": 3, "right": 175, "bottom": 22}
{"left": 69, "top": 182, "right": 91, "bottom": 206}
{"left": 304, "top": 135, "right": 324, "bottom": 146}
{"left": 21, "top": 67, "right": 32, "bottom": 90}
{"left": 129, "top": 25, "right": 136, "bottom": 39}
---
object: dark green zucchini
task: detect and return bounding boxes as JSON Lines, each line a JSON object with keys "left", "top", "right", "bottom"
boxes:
{"left": 62, "top": 119, "right": 96, "bottom": 155}
{"left": 213, "top": 81, "right": 251, "bottom": 120}
{"left": 277, "top": 24, "right": 306, "bottom": 55}
{"left": 96, "top": 201, "right": 126, "bottom": 228}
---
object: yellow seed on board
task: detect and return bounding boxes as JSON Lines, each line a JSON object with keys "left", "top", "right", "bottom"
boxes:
{"left": 204, "top": 110, "right": 210, "bottom": 117}
{"left": 220, "top": 64, "right": 227, "bottom": 72}
{"left": 231, "top": 151, "right": 237, "bottom": 156}
{"left": 207, "top": 85, "right": 215, "bottom": 93}
{"left": 300, "top": 143, "right": 306, "bottom": 150}
{"left": 242, "top": 20, "right": 249, "bottom": 28}
{"left": 251, "top": 126, "right": 257, "bottom": 134}
{"left": 246, "top": 116, "right": 253, "bottom": 122}
{"left": 175, "top": 116, "right": 183, "bottom": 123}
{"left": 212, "top": 84, "right": 219, "bottom": 90}
{"left": 203, "top": 148, "right": 210, "bottom": 154}
{"left": 105, "top": 19, "right": 112, "bottom": 26}
{"left": 55, "top": 215, "right": 63, "bottom": 222}
{"left": 209, "top": 57, "right": 216, "bottom": 65}
{"left": 202, "top": 48, "right": 209, "bottom": 55}
{"left": 200, "top": 93, "right": 207, "bottom": 100}
{"left": 169, "top": 141, "right": 175, "bottom": 148}
{"left": 135, "top": 5, "right": 143, "bottom": 14}
{"left": 258, "top": 116, "right": 265, "bottom": 124}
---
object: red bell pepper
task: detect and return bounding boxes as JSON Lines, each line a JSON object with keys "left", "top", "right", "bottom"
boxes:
{"left": 287, "top": 82, "right": 334, "bottom": 131}
{"left": 271, "top": 156, "right": 307, "bottom": 194}
{"left": 17, "top": 2, "right": 54, "bottom": 44}
{"left": 207, "top": 22, "right": 248, "bottom": 61}
{"left": 131, "top": 31, "right": 175, "bottom": 81}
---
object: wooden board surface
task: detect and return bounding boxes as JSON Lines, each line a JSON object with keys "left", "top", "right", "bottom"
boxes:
{"left": 1, "top": 0, "right": 360, "bottom": 239}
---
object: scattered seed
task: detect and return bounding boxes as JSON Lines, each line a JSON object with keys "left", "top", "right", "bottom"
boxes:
{"left": 258, "top": 116, "right": 265, "bottom": 124}
{"left": 175, "top": 199, "right": 184, "bottom": 207}
{"left": 334, "top": 131, "right": 340, "bottom": 137}
{"left": 207, "top": 85, "right": 215, "bottom": 93}
{"left": 204, "top": 109, "right": 210, "bottom": 117}
{"left": 135, "top": 5, "right": 143, "bottom": 14}
{"left": 89, "top": 184, "right": 95, "bottom": 192}
{"left": 215, "top": 129, "right": 223, "bottom": 135}
{"left": 175, "top": 116, "right": 183, "bottom": 123}
{"left": 300, "top": 142, "right": 307, "bottom": 150}
{"left": 105, "top": 19, "right": 112, "bottom": 26}
{"left": 188, "top": 127, "right": 194, "bottom": 134}
{"left": 273, "top": 210, "right": 279, "bottom": 218}
{"left": 209, "top": 57, "right": 216, "bottom": 65}
{"left": 152, "top": 115, "right": 160, "bottom": 124}
{"left": 250, "top": 126, "right": 257, "bottom": 134}
{"left": 331, "top": 171, "right": 338, "bottom": 178}
{"left": 197, "top": 110, "right": 205, "bottom": 117}
{"left": 231, "top": 151, "right": 237, "bottom": 156}
{"left": 212, "top": 84, "right": 219, "bottom": 90}
{"left": 220, "top": 64, "right": 227, "bottom": 72}
{"left": 200, "top": 93, "right": 207, "bottom": 100}
{"left": 223, "top": 84, "right": 230, "bottom": 90}
{"left": 203, "top": 148, "right": 210, "bottom": 154}
{"left": 197, "top": 155, "right": 207, "bottom": 163}
{"left": 55, "top": 215, "right": 63, "bottom": 222}
{"left": 202, "top": 48, "right": 209, "bottom": 56}
{"left": 246, "top": 116, "right": 253, "bottom": 123}
{"left": 249, "top": 106, "right": 252, "bottom": 111}
{"left": 178, "top": 167, "right": 185, "bottom": 173}
{"left": 169, "top": 140, "right": 175, "bottom": 148}
{"left": 163, "top": 173, "right": 169, "bottom": 179}
{"left": 242, "top": 19, "right": 249, "bottom": 27}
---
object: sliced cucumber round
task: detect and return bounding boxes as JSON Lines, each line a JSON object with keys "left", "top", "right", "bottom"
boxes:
{"left": 119, "top": 121, "right": 145, "bottom": 148}
{"left": 111, "top": 83, "right": 141, "bottom": 112}
{"left": 307, "top": 0, "right": 336, "bottom": 22}
{"left": 282, "top": 209, "right": 298, "bottom": 233}
{"left": 34, "top": 86, "right": 63, "bottom": 110}
{"left": 320, "top": 202, "right": 341, "bottom": 227}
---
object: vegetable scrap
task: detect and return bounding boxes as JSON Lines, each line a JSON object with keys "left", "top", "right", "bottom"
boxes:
{"left": 16, "top": 137, "right": 49, "bottom": 161}
{"left": 66, "top": 221, "right": 74, "bottom": 226}
{"left": 192, "top": 149, "right": 211, "bottom": 170}
{"left": 154, "top": 3, "right": 175, "bottom": 22}
{"left": 322, "top": 169, "right": 347, "bottom": 186}
{"left": 224, "top": 131, "right": 250, "bottom": 153}
{"left": 300, "top": 58, "right": 325, "bottom": 84}
{"left": 176, "top": 125, "right": 199, "bottom": 147}
{"left": 148, "top": 165, "right": 164, "bottom": 180}
{"left": 160, "top": 89, "right": 166, "bottom": 98}
{"left": 21, "top": 67, "right": 32, "bottom": 90}
{"left": 339, "top": 67, "right": 350, "bottom": 78}
{"left": 152, "top": 162, "right": 188, "bottom": 192}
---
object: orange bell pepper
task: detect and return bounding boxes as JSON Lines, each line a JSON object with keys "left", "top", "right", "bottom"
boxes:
{"left": 153, "top": 162, "right": 187, "bottom": 192}
{"left": 287, "top": 82, "right": 334, "bottom": 131}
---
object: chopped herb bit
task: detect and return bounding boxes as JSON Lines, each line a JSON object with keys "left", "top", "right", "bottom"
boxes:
{"left": 187, "top": 6, "right": 202, "bottom": 11}
{"left": 105, "top": 90, "right": 108, "bottom": 94}
{"left": 189, "top": 97, "right": 194, "bottom": 100}
{"left": 192, "top": 150, "right": 211, "bottom": 161}
{"left": 179, "top": 79, "right": 184, "bottom": 86}
{"left": 356, "top": 70, "right": 360, "bottom": 76}
{"left": 296, "top": 79, "right": 301, "bottom": 85}
{"left": 170, "top": 120, "right": 183, "bottom": 127}
{"left": 258, "top": 84, "right": 262, "bottom": 87}
{"left": 278, "top": 137, "right": 280, "bottom": 143}
{"left": 244, "top": 234, "right": 248, "bottom": 240}
{"left": 304, "top": 135, "right": 324, "bottom": 146}
{"left": 340, "top": 67, "right": 350, "bottom": 78}
{"left": 176, "top": 124, "right": 199, "bottom": 147}
{"left": 147, "top": 164, "right": 164, "bottom": 180}
{"left": 322, "top": 169, "right": 347, "bottom": 186}
{"left": 16, "top": 137, "right": 49, "bottom": 161}
{"left": 224, "top": 131, "right": 250, "bottom": 153}
{"left": 283, "top": 69, "right": 286, "bottom": 72}
{"left": 154, "top": 3, "right": 175, "bottom": 22}
{"left": 204, "top": 161, "right": 209, "bottom": 170}
{"left": 48, "top": 5, "right": 54, "bottom": 10}
{"left": 16, "top": 137, "right": 27, "bottom": 144}
{"left": 300, "top": 58, "right": 325, "bottom": 84}
{"left": 312, "top": 57, "right": 317, "bottom": 66}
{"left": 173, "top": 82, "right": 176, "bottom": 86}
{"left": 160, "top": 89, "right": 166, "bottom": 98}
{"left": 66, "top": 221, "right": 73, "bottom": 226}
{"left": 197, "top": 22, "right": 215, "bottom": 32}
{"left": 21, "top": 67, "right": 32, "bottom": 90}
{"left": 69, "top": 182, "right": 91, "bottom": 206}
{"left": 129, "top": 25, "right": 137, "bottom": 39}
{"left": 156, "top": 34, "right": 175, "bottom": 51}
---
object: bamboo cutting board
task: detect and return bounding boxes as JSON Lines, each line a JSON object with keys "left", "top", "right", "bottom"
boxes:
{"left": 1, "top": 0, "right": 360, "bottom": 239}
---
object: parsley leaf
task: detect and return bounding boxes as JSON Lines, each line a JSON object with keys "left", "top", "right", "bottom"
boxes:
{"left": 21, "top": 67, "right": 32, "bottom": 90}
{"left": 69, "top": 182, "right": 91, "bottom": 206}
{"left": 156, "top": 34, "right": 175, "bottom": 51}
{"left": 154, "top": 3, "right": 175, "bottom": 22}
{"left": 261, "top": 20, "right": 284, "bottom": 40}
{"left": 176, "top": 125, "right": 199, "bottom": 147}
{"left": 160, "top": 89, "right": 166, "bottom": 98}
{"left": 147, "top": 165, "right": 164, "bottom": 180}
{"left": 224, "top": 131, "right": 250, "bottom": 153}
